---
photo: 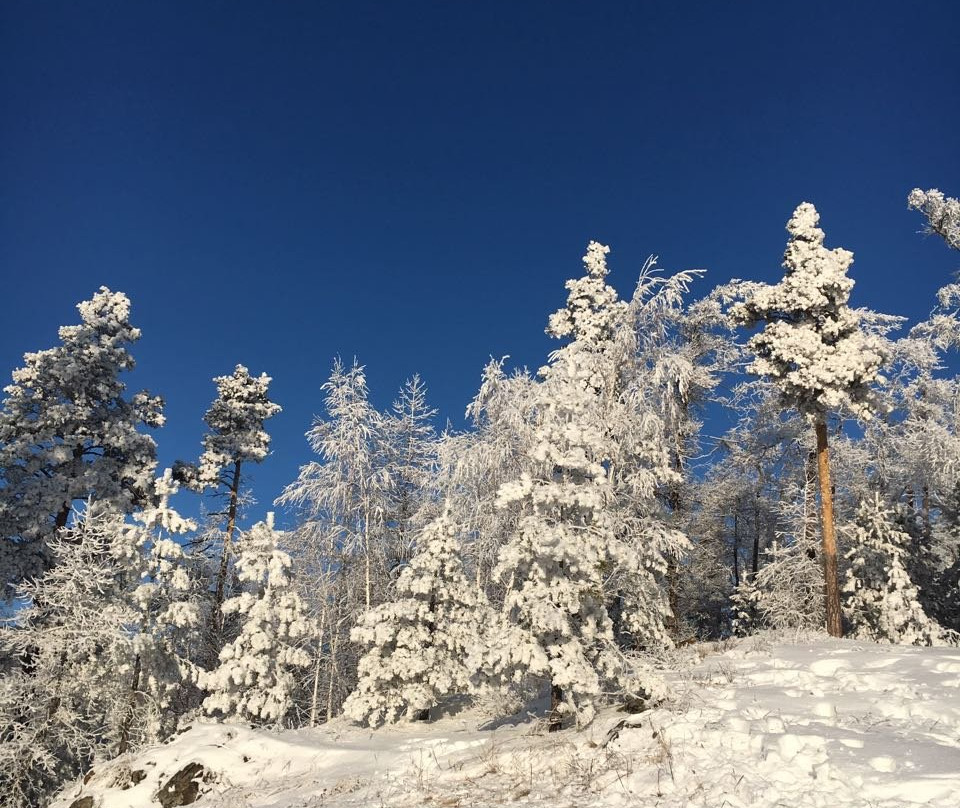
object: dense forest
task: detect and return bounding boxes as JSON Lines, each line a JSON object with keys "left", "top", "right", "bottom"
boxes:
{"left": 1, "top": 187, "right": 958, "bottom": 808}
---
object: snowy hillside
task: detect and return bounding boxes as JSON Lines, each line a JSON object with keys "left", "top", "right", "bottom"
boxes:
{"left": 55, "top": 636, "right": 960, "bottom": 808}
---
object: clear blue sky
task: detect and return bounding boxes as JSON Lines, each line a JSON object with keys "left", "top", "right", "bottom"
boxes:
{"left": 2, "top": 1, "right": 958, "bottom": 525}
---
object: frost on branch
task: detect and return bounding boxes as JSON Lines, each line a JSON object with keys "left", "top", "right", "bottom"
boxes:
{"left": 909, "top": 187, "right": 960, "bottom": 251}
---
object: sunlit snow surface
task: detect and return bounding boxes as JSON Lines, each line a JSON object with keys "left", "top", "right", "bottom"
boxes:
{"left": 57, "top": 636, "right": 960, "bottom": 807}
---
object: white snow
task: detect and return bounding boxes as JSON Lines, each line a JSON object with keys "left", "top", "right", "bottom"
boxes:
{"left": 55, "top": 635, "right": 960, "bottom": 808}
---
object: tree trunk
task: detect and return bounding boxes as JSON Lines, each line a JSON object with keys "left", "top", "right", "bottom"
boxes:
{"left": 665, "top": 452, "right": 683, "bottom": 636}
{"left": 118, "top": 653, "right": 142, "bottom": 755}
{"left": 360, "top": 488, "right": 372, "bottom": 611}
{"left": 548, "top": 682, "right": 563, "bottom": 732}
{"left": 53, "top": 445, "right": 86, "bottom": 533}
{"left": 751, "top": 471, "right": 762, "bottom": 579}
{"left": 804, "top": 450, "right": 818, "bottom": 559}
{"left": 814, "top": 420, "right": 843, "bottom": 637}
{"left": 54, "top": 502, "right": 71, "bottom": 531}
{"left": 309, "top": 606, "right": 327, "bottom": 727}
{"left": 732, "top": 512, "right": 740, "bottom": 588}
{"left": 326, "top": 615, "right": 341, "bottom": 721}
{"left": 210, "top": 459, "right": 242, "bottom": 663}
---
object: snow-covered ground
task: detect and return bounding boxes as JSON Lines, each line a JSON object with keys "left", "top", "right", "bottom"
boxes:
{"left": 55, "top": 635, "right": 960, "bottom": 808}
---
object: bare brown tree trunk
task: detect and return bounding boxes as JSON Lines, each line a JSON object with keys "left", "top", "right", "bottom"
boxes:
{"left": 815, "top": 420, "right": 843, "bottom": 637}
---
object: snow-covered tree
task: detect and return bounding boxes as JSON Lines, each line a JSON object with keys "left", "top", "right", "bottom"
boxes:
{"left": 0, "top": 288, "right": 163, "bottom": 586}
{"left": 0, "top": 504, "right": 131, "bottom": 808}
{"left": 380, "top": 375, "right": 439, "bottom": 571}
{"left": 731, "top": 461, "right": 826, "bottom": 636}
{"left": 733, "top": 203, "right": 888, "bottom": 636}
{"left": 200, "top": 514, "right": 311, "bottom": 725}
{"left": 437, "top": 357, "right": 540, "bottom": 599}
{"left": 623, "top": 266, "right": 736, "bottom": 639}
{"left": 843, "top": 496, "right": 952, "bottom": 646}
{"left": 277, "top": 359, "right": 393, "bottom": 720}
{"left": 278, "top": 358, "right": 387, "bottom": 611}
{"left": 343, "top": 509, "right": 480, "bottom": 725}
{"left": 117, "top": 470, "right": 203, "bottom": 748}
{"left": 176, "top": 365, "right": 281, "bottom": 662}
{"left": 909, "top": 187, "right": 960, "bottom": 251}
{"left": 483, "top": 242, "right": 679, "bottom": 729}
{"left": 0, "top": 474, "right": 199, "bottom": 808}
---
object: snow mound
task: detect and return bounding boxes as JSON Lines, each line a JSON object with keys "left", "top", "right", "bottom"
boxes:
{"left": 54, "top": 636, "right": 960, "bottom": 808}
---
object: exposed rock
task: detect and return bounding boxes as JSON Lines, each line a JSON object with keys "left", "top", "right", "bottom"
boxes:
{"left": 68, "top": 797, "right": 94, "bottom": 808}
{"left": 157, "top": 762, "right": 205, "bottom": 808}
{"left": 120, "top": 769, "right": 147, "bottom": 790}
{"left": 618, "top": 695, "right": 648, "bottom": 714}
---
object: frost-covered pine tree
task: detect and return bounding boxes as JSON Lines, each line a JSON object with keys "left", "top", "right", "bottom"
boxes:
{"left": 484, "top": 242, "right": 673, "bottom": 729}
{"left": 733, "top": 204, "right": 888, "bottom": 636}
{"left": 909, "top": 187, "right": 960, "bottom": 251}
{"left": 200, "top": 514, "right": 311, "bottom": 726}
{"left": 343, "top": 508, "right": 480, "bottom": 726}
{"left": 176, "top": 365, "right": 281, "bottom": 662}
{"left": 0, "top": 288, "right": 163, "bottom": 586}
{"left": 843, "top": 496, "right": 952, "bottom": 646}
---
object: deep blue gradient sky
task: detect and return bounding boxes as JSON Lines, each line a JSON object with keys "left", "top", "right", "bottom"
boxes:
{"left": 2, "top": 1, "right": 958, "bottom": 525}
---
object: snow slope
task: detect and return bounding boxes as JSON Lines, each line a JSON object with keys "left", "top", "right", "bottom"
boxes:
{"left": 55, "top": 635, "right": 960, "bottom": 808}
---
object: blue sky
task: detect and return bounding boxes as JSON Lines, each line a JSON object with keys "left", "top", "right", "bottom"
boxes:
{"left": 2, "top": 1, "right": 958, "bottom": 525}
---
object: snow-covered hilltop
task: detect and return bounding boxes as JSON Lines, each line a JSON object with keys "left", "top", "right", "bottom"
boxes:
{"left": 4, "top": 189, "right": 960, "bottom": 808}
{"left": 55, "top": 636, "right": 960, "bottom": 808}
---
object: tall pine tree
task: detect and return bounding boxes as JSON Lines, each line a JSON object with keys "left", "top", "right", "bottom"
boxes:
{"left": 0, "top": 288, "right": 163, "bottom": 586}
{"left": 734, "top": 204, "right": 888, "bottom": 636}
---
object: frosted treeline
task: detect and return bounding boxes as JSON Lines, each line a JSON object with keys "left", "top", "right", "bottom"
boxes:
{"left": 1, "top": 188, "right": 959, "bottom": 807}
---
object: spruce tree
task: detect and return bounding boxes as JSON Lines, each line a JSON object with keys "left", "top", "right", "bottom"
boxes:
{"left": 843, "top": 496, "right": 951, "bottom": 646}
{"left": 343, "top": 509, "right": 479, "bottom": 726}
{"left": 200, "top": 515, "right": 311, "bottom": 725}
